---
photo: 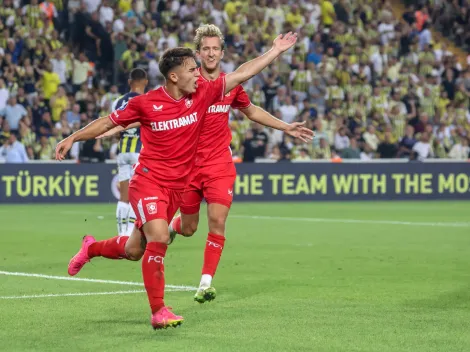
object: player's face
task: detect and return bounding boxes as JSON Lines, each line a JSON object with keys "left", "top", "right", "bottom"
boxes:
{"left": 197, "top": 36, "right": 224, "bottom": 72}
{"left": 176, "top": 58, "right": 200, "bottom": 94}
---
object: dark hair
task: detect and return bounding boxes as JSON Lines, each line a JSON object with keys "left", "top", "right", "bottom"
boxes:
{"left": 158, "top": 47, "right": 196, "bottom": 79}
{"left": 129, "top": 68, "right": 147, "bottom": 81}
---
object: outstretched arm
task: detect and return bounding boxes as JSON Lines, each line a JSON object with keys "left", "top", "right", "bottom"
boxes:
{"left": 55, "top": 117, "right": 116, "bottom": 160}
{"left": 224, "top": 32, "right": 297, "bottom": 94}
{"left": 96, "top": 122, "right": 141, "bottom": 139}
{"left": 240, "top": 105, "right": 314, "bottom": 143}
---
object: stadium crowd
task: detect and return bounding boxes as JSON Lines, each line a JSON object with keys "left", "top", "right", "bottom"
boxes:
{"left": 0, "top": 0, "right": 469, "bottom": 163}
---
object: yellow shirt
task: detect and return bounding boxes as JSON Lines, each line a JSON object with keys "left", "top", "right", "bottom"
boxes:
{"left": 286, "top": 12, "right": 303, "bottom": 28}
{"left": 321, "top": 0, "right": 335, "bottom": 25}
{"left": 51, "top": 95, "right": 68, "bottom": 122}
{"left": 42, "top": 71, "right": 60, "bottom": 99}
{"left": 118, "top": 0, "right": 132, "bottom": 13}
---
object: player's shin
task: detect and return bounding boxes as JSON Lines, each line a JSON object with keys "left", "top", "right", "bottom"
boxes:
{"left": 116, "top": 201, "right": 130, "bottom": 236}
{"left": 126, "top": 206, "right": 136, "bottom": 236}
{"left": 88, "top": 236, "right": 129, "bottom": 259}
{"left": 200, "top": 233, "right": 226, "bottom": 288}
{"left": 142, "top": 241, "right": 167, "bottom": 313}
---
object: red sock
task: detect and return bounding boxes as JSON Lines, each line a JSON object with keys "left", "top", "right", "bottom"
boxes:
{"left": 202, "top": 233, "right": 225, "bottom": 277}
{"left": 142, "top": 242, "right": 167, "bottom": 313}
{"left": 88, "top": 236, "right": 128, "bottom": 259}
{"left": 170, "top": 215, "right": 182, "bottom": 234}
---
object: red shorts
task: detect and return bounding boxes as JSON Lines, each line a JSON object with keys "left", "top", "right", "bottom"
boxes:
{"left": 180, "top": 162, "right": 236, "bottom": 214}
{"left": 128, "top": 174, "right": 183, "bottom": 229}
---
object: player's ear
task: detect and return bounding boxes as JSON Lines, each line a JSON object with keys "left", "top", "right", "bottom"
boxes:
{"left": 221, "top": 50, "right": 224, "bottom": 60}
{"left": 168, "top": 72, "right": 178, "bottom": 84}
{"left": 127, "top": 79, "right": 131, "bottom": 86}
{"left": 195, "top": 50, "right": 201, "bottom": 61}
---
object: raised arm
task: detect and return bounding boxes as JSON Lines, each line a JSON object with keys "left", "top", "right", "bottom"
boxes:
{"left": 224, "top": 32, "right": 297, "bottom": 94}
{"left": 240, "top": 105, "right": 314, "bottom": 143}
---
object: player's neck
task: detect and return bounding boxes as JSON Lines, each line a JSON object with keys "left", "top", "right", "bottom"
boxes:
{"left": 131, "top": 86, "right": 145, "bottom": 95}
{"left": 164, "top": 84, "right": 186, "bottom": 101}
{"left": 201, "top": 67, "right": 221, "bottom": 81}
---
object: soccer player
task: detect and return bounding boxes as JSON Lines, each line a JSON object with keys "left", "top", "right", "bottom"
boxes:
{"left": 56, "top": 32, "right": 299, "bottom": 330}
{"left": 111, "top": 68, "right": 147, "bottom": 237}
{"left": 167, "top": 25, "right": 314, "bottom": 303}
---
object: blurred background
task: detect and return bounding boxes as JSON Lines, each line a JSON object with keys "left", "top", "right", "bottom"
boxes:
{"left": 0, "top": 0, "right": 469, "bottom": 164}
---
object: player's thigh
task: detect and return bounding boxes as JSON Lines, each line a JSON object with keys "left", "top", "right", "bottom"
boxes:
{"left": 125, "top": 226, "right": 145, "bottom": 260}
{"left": 203, "top": 163, "right": 236, "bottom": 235}
{"left": 142, "top": 218, "right": 170, "bottom": 243}
{"left": 203, "top": 163, "right": 236, "bottom": 210}
{"left": 117, "top": 153, "right": 133, "bottom": 182}
{"left": 119, "top": 179, "right": 129, "bottom": 202}
{"left": 180, "top": 171, "right": 204, "bottom": 217}
{"left": 128, "top": 176, "right": 171, "bottom": 242}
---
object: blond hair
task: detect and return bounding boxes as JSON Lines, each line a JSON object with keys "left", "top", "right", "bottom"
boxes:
{"left": 194, "top": 24, "right": 225, "bottom": 51}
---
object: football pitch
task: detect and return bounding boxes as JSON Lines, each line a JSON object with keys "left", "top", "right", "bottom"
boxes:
{"left": 1, "top": 201, "right": 469, "bottom": 352}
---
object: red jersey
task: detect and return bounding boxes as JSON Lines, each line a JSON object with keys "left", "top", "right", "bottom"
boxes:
{"left": 195, "top": 71, "right": 251, "bottom": 166}
{"left": 108, "top": 76, "right": 226, "bottom": 190}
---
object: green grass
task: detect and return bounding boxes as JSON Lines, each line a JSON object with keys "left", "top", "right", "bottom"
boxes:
{"left": 0, "top": 202, "right": 470, "bottom": 351}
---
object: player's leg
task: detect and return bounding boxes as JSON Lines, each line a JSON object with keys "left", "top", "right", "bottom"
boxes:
{"left": 131, "top": 182, "right": 184, "bottom": 329}
{"left": 194, "top": 163, "right": 236, "bottom": 303}
{"left": 168, "top": 171, "right": 203, "bottom": 242}
{"left": 67, "top": 228, "right": 143, "bottom": 276}
{"left": 124, "top": 153, "right": 139, "bottom": 236}
{"left": 116, "top": 153, "right": 131, "bottom": 236}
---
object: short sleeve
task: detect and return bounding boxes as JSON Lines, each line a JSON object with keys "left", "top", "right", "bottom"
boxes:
{"left": 108, "top": 96, "right": 143, "bottom": 127}
{"left": 231, "top": 85, "right": 252, "bottom": 110}
{"left": 201, "top": 75, "right": 226, "bottom": 107}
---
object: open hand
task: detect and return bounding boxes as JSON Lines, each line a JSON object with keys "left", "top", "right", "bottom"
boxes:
{"left": 284, "top": 121, "right": 315, "bottom": 143}
{"left": 272, "top": 32, "right": 298, "bottom": 53}
{"left": 55, "top": 138, "right": 74, "bottom": 161}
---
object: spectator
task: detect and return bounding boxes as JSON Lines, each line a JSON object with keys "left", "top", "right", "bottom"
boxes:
{"left": 448, "top": 137, "right": 469, "bottom": 160}
{"left": 0, "top": 132, "right": 29, "bottom": 163}
{"left": 411, "top": 132, "right": 433, "bottom": 161}
{"left": 377, "top": 131, "right": 398, "bottom": 159}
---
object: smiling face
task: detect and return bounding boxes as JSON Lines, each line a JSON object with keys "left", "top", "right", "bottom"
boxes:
{"left": 197, "top": 36, "right": 224, "bottom": 73}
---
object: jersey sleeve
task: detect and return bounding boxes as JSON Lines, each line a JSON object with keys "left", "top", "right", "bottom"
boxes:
{"left": 231, "top": 85, "right": 252, "bottom": 110}
{"left": 108, "top": 96, "right": 143, "bottom": 127}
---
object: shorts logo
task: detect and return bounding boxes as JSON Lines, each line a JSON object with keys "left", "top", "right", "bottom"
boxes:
{"left": 185, "top": 98, "right": 193, "bottom": 108}
{"left": 228, "top": 189, "right": 233, "bottom": 196}
{"left": 146, "top": 202, "right": 157, "bottom": 214}
{"left": 225, "top": 91, "right": 231, "bottom": 97}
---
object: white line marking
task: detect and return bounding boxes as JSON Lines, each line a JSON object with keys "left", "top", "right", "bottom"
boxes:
{"left": 0, "top": 289, "right": 189, "bottom": 300}
{"left": 0, "top": 271, "right": 197, "bottom": 290}
{"left": 0, "top": 290, "right": 146, "bottom": 300}
{"left": 230, "top": 215, "right": 470, "bottom": 228}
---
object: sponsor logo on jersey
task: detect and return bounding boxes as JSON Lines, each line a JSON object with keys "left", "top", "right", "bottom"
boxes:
{"left": 153, "top": 105, "right": 163, "bottom": 111}
{"left": 207, "top": 104, "right": 230, "bottom": 114}
{"left": 150, "top": 112, "right": 198, "bottom": 132}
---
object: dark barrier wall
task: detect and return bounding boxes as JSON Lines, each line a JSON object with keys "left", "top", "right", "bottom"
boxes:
{"left": 1, "top": 162, "right": 469, "bottom": 203}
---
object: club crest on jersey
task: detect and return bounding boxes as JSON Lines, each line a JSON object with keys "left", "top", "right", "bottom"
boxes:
{"left": 146, "top": 202, "right": 157, "bottom": 214}
{"left": 185, "top": 98, "right": 193, "bottom": 108}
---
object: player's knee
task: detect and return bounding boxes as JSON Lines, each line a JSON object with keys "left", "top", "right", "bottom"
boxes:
{"left": 182, "top": 221, "right": 197, "bottom": 236}
{"left": 208, "top": 215, "right": 226, "bottom": 235}
{"left": 125, "top": 246, "right": 144, "bottom": 261}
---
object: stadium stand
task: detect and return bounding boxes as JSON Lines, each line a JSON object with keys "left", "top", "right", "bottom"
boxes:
{"left": 0, "top": 0, "right": 469, "bottom": 163}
